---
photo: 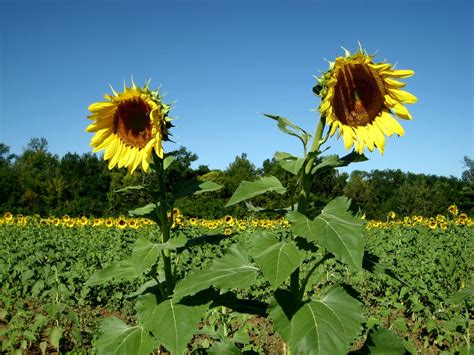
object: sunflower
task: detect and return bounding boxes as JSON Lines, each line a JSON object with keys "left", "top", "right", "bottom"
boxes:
{"left": 315, "top": 45, "right": 417, "bottom": 154}
{"left": 86, "top": 80, "right": 172, "bottom": 174}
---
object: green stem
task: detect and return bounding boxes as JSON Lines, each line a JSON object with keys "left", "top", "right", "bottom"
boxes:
{"left": 291, "top": 115, "right": 327, "bottom": 300}
{"left": 154, "top": 154, "right": 175, "bottom": 295}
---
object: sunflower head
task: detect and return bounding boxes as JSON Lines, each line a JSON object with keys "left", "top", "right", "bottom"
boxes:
{"left": 86, "top": 79, "right": 173, "bottom": 174}
{"left": 315, "top": 45, "right": 417, "bottom": 154}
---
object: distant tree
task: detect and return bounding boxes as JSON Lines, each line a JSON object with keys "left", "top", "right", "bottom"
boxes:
{"left": 459, "top": 156, "right": 474, "bottom": 214}
{"left": 14, "top": 138, "right": 59, "bottom": 215}
{"left": 0, "top": 144, "right": 20, "bottom": 213}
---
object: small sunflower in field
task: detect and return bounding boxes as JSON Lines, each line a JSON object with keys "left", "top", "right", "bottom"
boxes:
{"left": 428, "top": 220, "right": 437, "bottom": 230}
{"left": 4, "top": 212, "right": 13, "bottom": 222}
{"left": 315, "top": 45, "right": 417, "bottom": 154}
{"left": 116, "top": 217, "right": 127, "bottom": 229}
{"left": 448, "top": 204, "right": 458, "bottom": 216}
{"left": 86, "top": 80, "right": 173, "bottom": 174}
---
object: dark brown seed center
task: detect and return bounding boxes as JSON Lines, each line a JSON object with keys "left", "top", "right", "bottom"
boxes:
{"left": 114, "top": 97, "right": 153, "bottom": 149}
{"left": 332, "top": 62, "right": 385, "bottom": 127}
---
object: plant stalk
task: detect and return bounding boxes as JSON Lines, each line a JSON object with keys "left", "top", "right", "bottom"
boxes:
{"left": 291, "top": 115, "right": 327, "bottom": 300}
{"left": 154, "top": 154, "right": 175, "bottom": 295}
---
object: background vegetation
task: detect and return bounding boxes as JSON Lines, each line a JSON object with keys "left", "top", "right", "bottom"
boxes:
{"left": 0, "top": 138, "right": 472, "bottom": 219}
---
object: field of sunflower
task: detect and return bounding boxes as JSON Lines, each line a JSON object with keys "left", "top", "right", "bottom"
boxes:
{"left": 0, "top": 208, "right": 472, "bottom": 354}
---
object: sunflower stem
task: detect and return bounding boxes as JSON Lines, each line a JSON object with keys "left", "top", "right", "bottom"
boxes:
{"left": 290, "top": 114, "right": 326, "bottom": 301}
{"left": 154, "top": 153, "right": 174, "bottom": 295}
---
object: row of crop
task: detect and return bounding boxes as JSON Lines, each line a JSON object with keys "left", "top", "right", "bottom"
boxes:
{"left": 0, "top": 223, "right": 472, "bottom": 353}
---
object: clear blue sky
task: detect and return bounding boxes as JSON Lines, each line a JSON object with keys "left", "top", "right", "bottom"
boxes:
{"left": 1, "top": 0, "right": 472, "bottom": 178}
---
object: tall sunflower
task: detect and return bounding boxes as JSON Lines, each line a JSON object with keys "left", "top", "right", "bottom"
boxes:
{"left": 315, "top": 46, "right": 417, "bottom": 154}
{"left": 86, "top": 80, "right": 172, "bottom": 173}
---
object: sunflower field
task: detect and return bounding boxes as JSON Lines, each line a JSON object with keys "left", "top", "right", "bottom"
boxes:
{"left": 0, "top": 209, "right": 472, "bottom": 354}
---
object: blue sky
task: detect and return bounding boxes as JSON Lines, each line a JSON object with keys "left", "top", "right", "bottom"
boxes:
{"left": 0, "top": 0, "right": 472, "bottom": 178}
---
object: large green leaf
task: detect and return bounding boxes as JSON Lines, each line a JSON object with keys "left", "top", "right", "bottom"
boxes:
{"left": 249, "top": 232, "right": 302, "bottom": 289}
{"left": 263, "top": 113, "right": 311, "bottom": 148}
{"left": 311, "top": 151, "right": 367, "bottom": 174}
{"left": 136, "top": 294, "right": 207, "bottom": 355}
{"left": 128, "top": 203, "right": 157, "bottom": 217}
{"left": 268, "top": 289, "right": 299, "bottom": 343}
{"left": 172, "top": 179, "right": 222, "bottom": 200}
{"left": 96, "top": 317, "right": 157, "bottom": 355}
{"left": 173, "top": 244, "right": 259, "bottom": 301}
{"left": 208, "top": 341, "right": 241, "bottom": 354}
{"left": 366, "top": 327, "right": 405, "bottom": 354}
{"left": 287, "top": 197, "right": 365, "bottom": 271}
{"left": 274, "top": 151, "right": 305, "bottom": 175}
{"left": 86, "top": 237, "right": 166, "bottom": 286}
{"left": 131, "top": 238, "right": 162, "bottom": 274}
{"left": 226, "top": 176, "right": 286, "bottom": 207}
{"left": 290, "top": 285, "right": 364, "bottom": 355}
{"left": 85, "top": 258, "right": 139, "bottom": 286}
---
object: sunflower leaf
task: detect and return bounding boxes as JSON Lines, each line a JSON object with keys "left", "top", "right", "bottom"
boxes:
{"left": 115, "top": 185, "right": 146, "bottom": 193}
{"left": 163, "top": 155, "right": 175, "bottom": 170}
{"left": 128, "top": 203, "right": 157, "bottom": 217}
{"left": 96, "top": 317, "right": 158, "bottom": 355}
{"left": 274, "top": 151, "right": 305, "bottom": 175}
{"left": 263, "top": 113, "right": 311, "bottom": 149}
{"left": 311, "top": 151, "right": 367, "bottom": 174}
{"left": 173, "top": 244, "right": 259, "bottom": 301}
{"left": 226, "top": 176, "right": 286, "bottom": 207}
{"left": 289, "top": 285, "right": 364, "bottom": 355}
{"left": 249, "top": 231, "right": 302, "bottom": 289}
{"left": 172, "top": 179, "right": 222, "bottom": 200}
{"left": 136, "top": 294, "right": 208, "bottom": 355}
{"left": 365, "top": 327, "right": 406, "bottom": 354}
{"left": 287, "top": 197, "right": 365, "bottom": 271}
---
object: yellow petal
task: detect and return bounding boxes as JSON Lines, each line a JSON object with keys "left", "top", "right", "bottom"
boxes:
{"left": 391, "top": 102, "right": 412, "bottom": 120}
{"left": 129, "top": 150, "right": 142, "bottom": 174}
{"left": 88, "top": 101, "right": 115, "bottom": 113}
{"left": 118, "top": 146, "right": 132, "bottom": 168}
{"left": 104, "top": 138, "right": 119, "bottom": 161}
{"left": 384, "top": 94, "right": 398, "bottom": 107}
{"left": 342, "top": 125, "right": 355, "bottom": 150}
{"left": 320, "top": 99, "right": 331, "bottom": 114}
{"left": 93, "top": 134, "right": 115, "bottom": 152}
{"left": 370, "top": 123, "right": 385, "bottom": 154}
{"left": 380, "top": 111, "right": 404, "bottom": 136}
{"left": 108, "top": 141, "right": 123, "bottom": 169}
{"left": 388, "top": 88, "right": 418, "bottom": 104}
{"left": 141, "top": 155, "right": 151, "bottom": 172}
{"left": 384, "top": 77, "right": 406, "bottom": 88}
{"left": 380, "top": 69, "right": 415, "bottom": 78}
{"left": 370, "top": 63, "right": 391, "bottom": 71}
{"left": 124, "top": 147, "right": 137, "bottom": 168}
{"left": 329, "top": 122, "right": 338, "bottom": 136}
{"left": 90, "top": 129, "right": 112, "bottom": 147}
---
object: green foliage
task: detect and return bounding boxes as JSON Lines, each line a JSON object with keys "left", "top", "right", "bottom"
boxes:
{"left": 96, "top": 317, "right": 157, "bottom": 355}
{"left": 173, "top": 244, "right": 259, "bottom": 301}
{"left": 289, "top": 286, "right": 364, "bottom": 355}
{"left": 249, "top": 231, "right": 302, "bottom": 289}
{"left": 287, "top": 197, "right": 365, "bottom": 271}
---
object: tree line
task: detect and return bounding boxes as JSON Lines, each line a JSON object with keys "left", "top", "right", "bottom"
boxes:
{"left": 0, "top": 138, "right": 472, "bottom": 220}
